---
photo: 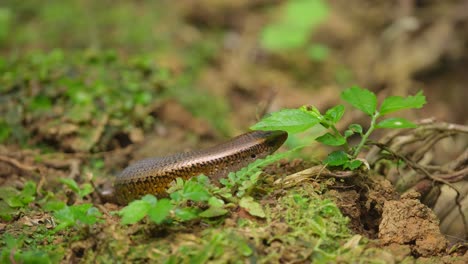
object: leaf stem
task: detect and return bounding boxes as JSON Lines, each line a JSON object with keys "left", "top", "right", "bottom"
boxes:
{"left": 352, "top": 111, "right": 379, "bottom": 158}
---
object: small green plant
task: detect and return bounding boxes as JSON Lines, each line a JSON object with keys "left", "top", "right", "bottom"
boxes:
{"left": 0, "top": 181, "right": 36, "bottom": 220}
{"left": 0, "top": 234, "right": 54, "bottom": 264}
{"left": 59, "top": 178, "right": 93, "bottom": 198}
{"left": 251, "top": 86, "right": 426, "bottom": 169}
{"left": 52, "top": 203, "right": 102, "bottom": 231}
{"left": 117, "top": 149, "right": 298, "bottom": 225}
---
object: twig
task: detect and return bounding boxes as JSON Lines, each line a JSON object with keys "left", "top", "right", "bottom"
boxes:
{"left": 274, "top": 165, "right": 357, "bottom": 188}
{"left": 0, "top": 155, "right": 37, "bottom": 172}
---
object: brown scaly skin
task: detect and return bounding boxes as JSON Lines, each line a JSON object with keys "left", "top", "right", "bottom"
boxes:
{"left": 112, "top": 130, "right": 288, "bottom": 204}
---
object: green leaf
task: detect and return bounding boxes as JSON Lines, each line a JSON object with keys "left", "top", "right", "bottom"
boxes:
{"left": 239, "top": 196, "right": 265, "bottom": 218}
{"left": 251, "top": 108, "right": 320, "bottom": 133}
{"left": 182, "top": 181, "right": 211, "bottom": 202}
{"left": 76, "top": 206, "right": 101, "bottom": 224}
{"left": 323, "top": 151, "right": 349, "bottom": 166}
{"left": 199, "top": 197, "right": 228, "bottom": 218}
{"left": 119, "top": 199, "right": 150, "bottom": 225}
{"left": 208, "top": 197, "right": 224, "bottom": 207}
{"left": 324, "top": 105, "right": 344, "bottom": 124}
{"left": 198, "top": 206, "right": 228, "bottom": 218}
{"left": 0, "top": 120, "right": 11, "bottom": 142}
{"left": 349, "top": 124, "right": 363, "bottom": 134}
{"left": 53, "top": 206, "right": 75, "bottom": 231}
{"left": 344, "top": 160, "right": 363, "bottom": 170}
{"left": 0, "top": 182, "right": 36, "bottom": 208}
{"left": 341, "top": 86, "right": 377, "bottom": 116}
{"left": 380, "top": 91, "right": 426, "bottom": 115}
{"left": 43, "top": 199, "right": 66, "bottom": 211}
{"left": 0, "top": 187, "right": 22, "bottom": 207}
{"left": 59, "top": 178, "right": 80, "bottom": 193}
{"left": 344, "top": 123, "right": 363, "bottom": 138}
{"left": 53, "top": 204, "right": 100, "bottom": 230}
{"left": 344, "top": 130, "right": 354, "bottom": 138}
{"left": 175, "top": 208, "right": 200, "bottom": 221}
{"left": 78, "top": 183, "right": 93, "bottom": 198}
{"left": 0, "top": 201, "right": 16, "bottom": 221}
{"left": 376, "top": 118, "right": 417, "bottom": 129}
{"left": 142, "top": 194, "right": 158, "bottom": 205}
{"left": 316, "top": 133, "right": 346, "bottom": 146}
{"left": 148, "top": 198, "right": 172, "bottom": 224}
{"left": 30, "top": 95, "right": 52, "bottom": 111}
{"left": 19, "top": 181, "right": 36, "bottom": 205}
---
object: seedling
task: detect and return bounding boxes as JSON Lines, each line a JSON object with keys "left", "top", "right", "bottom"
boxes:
{"left": 252, "top": 86, "right": 426, "bottom": 169}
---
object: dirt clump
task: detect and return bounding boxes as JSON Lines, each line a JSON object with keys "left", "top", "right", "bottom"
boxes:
{"left": 379, "top": 190, "right": 448, "bottom": 257}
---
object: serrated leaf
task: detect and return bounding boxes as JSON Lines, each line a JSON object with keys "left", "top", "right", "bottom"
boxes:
{"left": 323, "top": 151, "right": 349, "bottom": 166}
{"left": 148, "top": 198, "right": 172, "bottom": 224}
{"left": 316, "top": 132, "right": 346, "bottom": 146}
{"left": 341, "top": 87, "right": 377, "bottom": 116}
{"left": 251, "top": 109, "right": 320, "bottom": 134}
{"left": 239, "top": 196, "right": 265, "bottom": 218}
{"left": 376, "top": 118, "right": 417, "bottom": 129}
{"left": 119, "top": 199, "right": 150, "bottom": 225}
{"left": 324, "top": 105, "right": 345, "bottom": 124}
{"left": 380, "top": 91, "right": 426, "bottom": 115}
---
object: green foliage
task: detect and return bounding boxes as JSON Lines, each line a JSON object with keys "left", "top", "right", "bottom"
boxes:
{"left": 0, "top": 7, "right": 11, "bottom": 43}
{"left": 219, "top": 148, "right": 298, "bottom": 198}
{"left": 239, "top": 196, "right": 265, "bottom": 218}
{"left": 0, "top": 181, "right": 36, "bottom": 208}
{"left": 159, "top": 229, "right": 254, "bottom": 263}
{"left": 0, "top": 230, "right": 65, "bottom": 264}
{"left": 59, "top": 178, "right": 93, "bottom": 198}
{"left": 170, "top": 177, "right": 211, "bottom": 202}
{"left": 1, "top": 234, "right": 54, "bottom": 264}
{"left": 376, "top": 117, "right": 417, "bottom": 129}
{"left": 0, "top": 181, "right": 36, "bottom": 220}
{"left": 252, "top": 86, "right": 426, "bottom": 169}
{"left": 119, "top": 195, "right": 172, "bottom": 225}
{"left": 53, "top": 203, "right": 102, "bottom": 231}
{"left": 269, "top": 190, "right": 351, "bottom": 262}
{"left": 379, "top": 91, "right": 426, "bottom": 114}
{"left": 340, "top": 86, "right": 377, "bottom": 116}
{"left": 261, "top": 0, "right": 329, "bottom": 51}
{"left": 117, "top": 149, "right": 299, "bottom": 225}
{"left": 0, "top": 120, "right": 11, "bottom": 143}
{"left": 250, "top": 108, "right": 320, "bottom": 133}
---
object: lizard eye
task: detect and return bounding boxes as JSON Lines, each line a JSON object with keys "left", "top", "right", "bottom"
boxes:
{"left": 251, "top": 154, "right": 257, "bottom": 159}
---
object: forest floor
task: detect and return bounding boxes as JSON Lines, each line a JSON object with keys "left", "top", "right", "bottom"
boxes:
{"left": 0, "top": 1, "right": 467, "bottom": 263}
